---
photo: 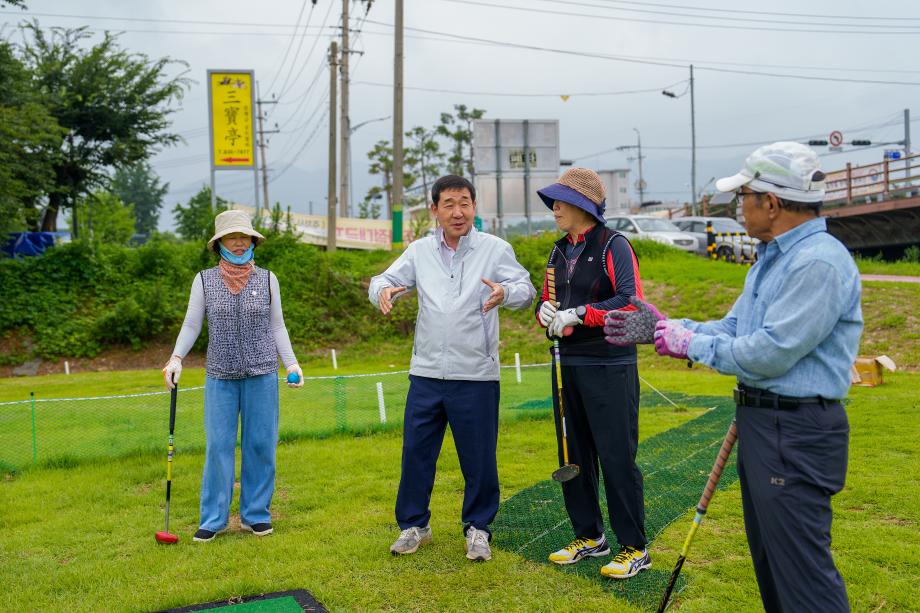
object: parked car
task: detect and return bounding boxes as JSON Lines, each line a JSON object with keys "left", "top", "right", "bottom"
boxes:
{"left": 607, "top": 215, "right": 698, "bottom": 252}
{"left": 672, "top": 216, "right": 759, "bottom": 262}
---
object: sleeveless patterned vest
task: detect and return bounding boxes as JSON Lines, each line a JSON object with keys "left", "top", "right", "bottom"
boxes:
{"left": 200, "top": 266, "right": 278, "bottom": 379}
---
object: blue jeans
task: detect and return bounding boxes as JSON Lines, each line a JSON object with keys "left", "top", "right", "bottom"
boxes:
{"left": 395, "top": 375, "right": 500, "bottom": 536}
{"left": 200, "top": 373, "right": 279, "bottom": 531}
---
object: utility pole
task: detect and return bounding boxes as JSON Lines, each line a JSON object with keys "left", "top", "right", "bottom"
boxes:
{"left": 906, "top": 108, "right": 913, "bottom": 196}
{"left": 690, "top": 64, "right": 698, "bottom": 215}
{"left": 634, "top": 127, "right": 645, "bottom": 208}
{"left": 327, "top": 41, "right": 338, "bottom": 252}
{"left": 256, "top": 81, "right": 278, "bottom": 218}
{"left": 905, "top": 108, "right": 912, "bottom": 154}
{"left": 391, "top": 0, "right": 405, "bottom": 248}
{"left": 616, "top": 130, "right": 645, "bottom": 210}
{"left": 339, "top": 0, "right": 350, "bottom": 218}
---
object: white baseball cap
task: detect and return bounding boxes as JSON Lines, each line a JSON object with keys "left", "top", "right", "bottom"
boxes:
{"left": 715, "top": 141, "right": 826, "bottom": 204}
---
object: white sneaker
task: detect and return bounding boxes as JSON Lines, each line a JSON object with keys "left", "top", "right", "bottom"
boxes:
{"left": 390, "top": 525, "right": 433, "bottom": 555}
{"left": 465, "top": 527, "right": 492, "bottom": 561}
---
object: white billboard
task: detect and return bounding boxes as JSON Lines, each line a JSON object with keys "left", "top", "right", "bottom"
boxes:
{"left": 472, "top": 119, "right": 560, "bottom": 231}
{"left": 473, "top": 119, "right": 560, "bottom": 174}
{"left": 474, "top": 173, "right": 559, "bottom": 219}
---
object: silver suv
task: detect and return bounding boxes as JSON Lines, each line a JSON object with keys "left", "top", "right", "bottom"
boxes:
{"left": 672, "top": 216, "right": 759, "bottom": 262}
{"left": 607, "top": 216, "right": 698, "bottom": 252}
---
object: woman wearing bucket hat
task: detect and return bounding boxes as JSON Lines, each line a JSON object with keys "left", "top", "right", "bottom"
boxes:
{"left": 162, "top": 209, "right": 303, "bottom": 542}
{"left": 535, "top": 168, "right": 651, "bottom": 579}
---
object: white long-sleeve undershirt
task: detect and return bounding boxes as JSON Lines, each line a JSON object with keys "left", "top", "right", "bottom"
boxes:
{"left": 171, "top": 272, "right": 297, "bottom": 369}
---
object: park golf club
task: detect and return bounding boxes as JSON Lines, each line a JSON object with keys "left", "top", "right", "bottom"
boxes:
{"left": 155, "top": 383, "right": 179, "bottom": 544}
{"left": 657, "top": 419, "right": 738, "bottom": 611}
{"left": 546, "top": 267, "right": 580, "bottom": 483}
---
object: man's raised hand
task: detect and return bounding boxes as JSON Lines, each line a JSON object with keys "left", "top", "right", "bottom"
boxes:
{"left": 378, "top": 286, "right": 407, "bottom": 315}
{"left": 481, "top": 278, "right": 505, "bottom": 313}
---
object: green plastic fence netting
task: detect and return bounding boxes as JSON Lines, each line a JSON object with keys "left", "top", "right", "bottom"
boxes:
{"left": 0, "top": 364, "right": 553, "bottom": 472}
{"left": 493, "top": 394, "right": 738, "bottom": 611}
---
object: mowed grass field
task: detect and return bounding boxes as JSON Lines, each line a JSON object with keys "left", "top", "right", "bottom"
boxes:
{"left": 1, "top": 363, "right": 918, "bottom": 612}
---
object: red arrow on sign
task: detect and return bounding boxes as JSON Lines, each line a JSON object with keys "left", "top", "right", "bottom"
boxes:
{"left": 220, "top": 156, "right": 250, "bottom": 163}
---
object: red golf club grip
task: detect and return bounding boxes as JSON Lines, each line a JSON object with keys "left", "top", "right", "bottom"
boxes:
{"left": 697, "top": 420, "right": 738, "bottom": 513}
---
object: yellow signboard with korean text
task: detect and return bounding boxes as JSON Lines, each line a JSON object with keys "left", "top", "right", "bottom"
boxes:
{"left": 208, "top": 70, "right": 255, "bottom": 168}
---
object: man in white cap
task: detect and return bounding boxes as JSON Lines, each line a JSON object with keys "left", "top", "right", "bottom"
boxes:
{"left": 605, "top": 142, "right": 862, "bottom": 611}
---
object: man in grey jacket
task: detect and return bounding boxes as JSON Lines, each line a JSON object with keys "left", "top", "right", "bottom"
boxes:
{"left": 369, "top": 175, "right": 536, "bottom": 562}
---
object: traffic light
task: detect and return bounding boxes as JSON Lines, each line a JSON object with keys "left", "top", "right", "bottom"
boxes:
{"left": 851, "top": 140, "right": 871, "bottom": 146}
{"left": 808, "top": 140, "right": 828, "bottom": 146}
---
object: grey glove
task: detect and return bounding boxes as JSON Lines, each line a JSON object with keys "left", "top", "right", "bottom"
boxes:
{"left": 604, "top": 296, "right": 665, "bottom": 345}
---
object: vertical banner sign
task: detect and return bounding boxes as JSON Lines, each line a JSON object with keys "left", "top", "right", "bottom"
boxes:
{"left": 208, "top": 70, "right": 256, "bottom": 169}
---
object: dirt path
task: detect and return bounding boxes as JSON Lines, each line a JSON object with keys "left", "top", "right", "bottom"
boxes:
{"left": 861, "top": 274, "right": 920, "bottom": 283}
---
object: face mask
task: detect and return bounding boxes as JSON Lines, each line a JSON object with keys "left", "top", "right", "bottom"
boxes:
{"left": 219, "top": 243, "right": 254, "bottom": 265}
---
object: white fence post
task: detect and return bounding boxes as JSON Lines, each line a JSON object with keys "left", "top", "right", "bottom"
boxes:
{"left": 514, "top": 353, "right": 522, "bottom": 383}
{"left": 331, "top": 349, "right": 338, "bottom": 370}
{"left": 376, "top": 381, "right": 386, "bottom": 424}
{"left": 64, "top": 361, "right": 70, "bottom": 375}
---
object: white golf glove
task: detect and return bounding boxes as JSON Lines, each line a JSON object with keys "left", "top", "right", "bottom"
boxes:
{"left": 549, "top": 308, "right": 583, "bottom": 338}
{"left": 286, "top": 363, "right": 304, "bottom": 388}
{"left": 538, "top": 300, "right": 558, "bottom": 327}
{"left": 162, "top": 355, "right": 182, "bottom": 390}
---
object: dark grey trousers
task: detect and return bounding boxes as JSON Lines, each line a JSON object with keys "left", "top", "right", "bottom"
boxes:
{"left": 553, "top": 363, "right": 646, "bottom": 549}
{"left": 736, "top": 400, "right": 850, "bottom": 613}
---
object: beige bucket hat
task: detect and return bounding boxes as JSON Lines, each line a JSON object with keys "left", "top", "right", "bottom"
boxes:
{"left": 207, "top": 209, "right": 266, "bottom": 251}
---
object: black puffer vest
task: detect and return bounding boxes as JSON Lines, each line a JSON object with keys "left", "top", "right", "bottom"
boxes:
{"left": 547, "top": 224, "right": 637, "bottom": 360}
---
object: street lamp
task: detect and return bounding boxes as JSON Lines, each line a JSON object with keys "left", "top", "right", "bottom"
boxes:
{"left": 662, "top": 65, "right": 697, "bottom": 214}
{"left": 347, "top": 115, "right": 391, "bottom": 216}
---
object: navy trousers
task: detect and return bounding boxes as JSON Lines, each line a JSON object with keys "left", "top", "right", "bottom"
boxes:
{"left": 395, "top": 375, "right": 500, "bottom": 535}
{"left": 553, "top": 362, "right": 646, "bottom": 549}
{"left": 736, "top": 400, "right": 850, "bottom": 613}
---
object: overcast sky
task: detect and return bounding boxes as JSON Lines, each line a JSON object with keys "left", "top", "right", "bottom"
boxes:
{"left": 5, "top": 0, "right": 919, "bottom": 230}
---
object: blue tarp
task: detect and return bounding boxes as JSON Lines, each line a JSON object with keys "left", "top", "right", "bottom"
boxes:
{"left": 2, "top": 232, "right": 58, "bottom": 258}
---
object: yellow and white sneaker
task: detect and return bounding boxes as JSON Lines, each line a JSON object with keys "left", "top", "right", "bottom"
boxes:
{"left": 548, "top": 536, "right": 610, "bottom": 565}
{"left": 600, "top": 545, "right": 651, "bottom": 579}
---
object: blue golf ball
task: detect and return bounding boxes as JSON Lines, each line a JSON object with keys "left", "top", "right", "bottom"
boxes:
{"left": 287, "top": 372, "right": 301, "bottom": 384}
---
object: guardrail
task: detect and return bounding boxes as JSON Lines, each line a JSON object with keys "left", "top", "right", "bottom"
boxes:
{"left": 824, "top": 152, "right": 920, "bottom": 206}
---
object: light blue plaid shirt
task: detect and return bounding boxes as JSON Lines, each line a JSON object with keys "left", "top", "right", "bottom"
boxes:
{"left": 683, "top": 217, "right": 863, "bottom": 399}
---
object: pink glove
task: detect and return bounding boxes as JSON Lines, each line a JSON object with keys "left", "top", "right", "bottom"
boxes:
{"left": 654, "top": 320, "right": 694, "bottom": 359}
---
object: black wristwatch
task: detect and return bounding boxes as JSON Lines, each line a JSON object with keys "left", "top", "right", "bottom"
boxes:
{"left": 575, "top": 305, "right": 587, "bottom": 319}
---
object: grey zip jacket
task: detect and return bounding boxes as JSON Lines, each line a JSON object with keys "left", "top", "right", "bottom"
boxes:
{"left": 369, "top": 228, "right": 536, "bottom": 381}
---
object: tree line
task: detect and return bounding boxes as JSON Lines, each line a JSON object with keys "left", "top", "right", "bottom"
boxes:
{"left": 358, "top": 104, "right": 485, "bottom": 219}
{"left": 0, "top": 22, "right": 187, "bottom": 239}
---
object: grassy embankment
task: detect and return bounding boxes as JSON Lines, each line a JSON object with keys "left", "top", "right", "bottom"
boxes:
{"left": 0, "top": 367, "right": 917, "bottom": 611}
{"left": 1, "top": 236, "right": 918, "bottom": 610}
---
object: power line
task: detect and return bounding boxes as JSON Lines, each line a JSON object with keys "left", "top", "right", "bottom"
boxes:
{"left": 577, "top": 0, "right": 920, "bottom": 22}
{"left": 536, "top": 0, "right": 920, "bottom": 29}
{"left": 351, "top": 79, "right": 686, "bottom": 98}
{"left": 352, "top": 27, "right": 920, "bottom": 76}
{"left": 572, "top": 115, "right": 906, "bottom": 158}
{"left": 442, "top": 0, "right": 920, "bottom": 34}
{"left": 0, "top": 10, "right": 327, "bottom": 29}
{"left": 275, "top": 61, "right": 328, "bottom": 131}
{"left": 362, "top": 19, "right": 920, "bottom": 86}
{"left": 271, "top": 108, "right": 330, "bottom": 183}
{"left": 264, "top": 1, "right": 314, "bottom": 95}
{"left": 276, "top": 0, "right": 336, "bottom": 100}
{"left": 271, "top": 2, "right": 321, "bottom": 100}
{"left": 17, "top": 10, "right": 920, "bottom": 76}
